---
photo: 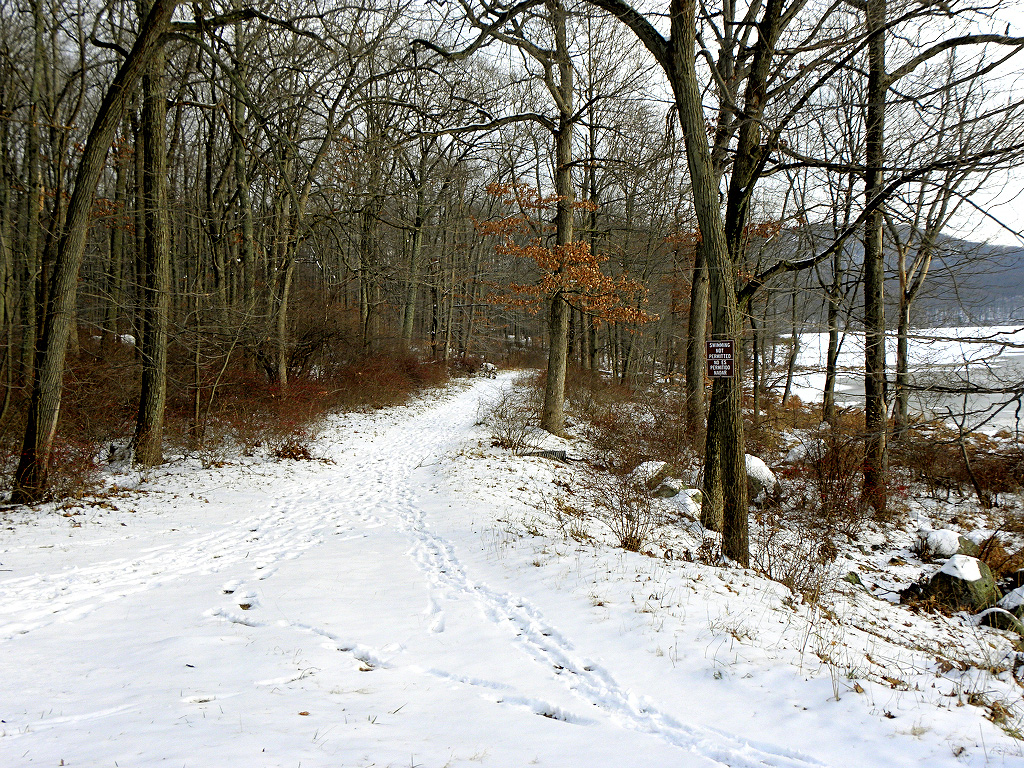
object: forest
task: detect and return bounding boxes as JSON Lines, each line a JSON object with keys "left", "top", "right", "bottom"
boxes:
{"left": 1, "top": 0, "right": 1023, "bottom": 550}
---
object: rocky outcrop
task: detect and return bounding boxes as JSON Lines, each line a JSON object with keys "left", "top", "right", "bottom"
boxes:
{"left": 903, "top": 555, "right": 1000, "bottom": 612}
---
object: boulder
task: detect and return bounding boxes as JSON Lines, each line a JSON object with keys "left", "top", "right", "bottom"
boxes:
{"left": 630, "top": 461, "right": 672, "bottom": 491}
{"left": 667, "top": 488, "right": 701, "bottom": 518}
{"left": 916, "top": 528, "right": 980, "bottom": 560}
{"left": 978, "top": 605, "right": 1024, "bottom": 635}
{"left": 653, "top": 478, "right": 683, "bottom": 498}
{"left": 745, "top": 454, "right": 778, "bottom": 502}
{"left": 916, "top": 555, "right": 1000, "bottom": 612}
{"left": 998, "top": 586, "right": 1024, "bottom": 617}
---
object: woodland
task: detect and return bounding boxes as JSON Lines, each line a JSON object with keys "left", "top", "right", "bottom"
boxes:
{"left": 2, "top": 0, "right": 1024, "bottom": 569}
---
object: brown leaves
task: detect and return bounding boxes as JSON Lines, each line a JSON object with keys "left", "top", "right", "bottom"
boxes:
{"left": 480, "top": 182, "right": 656, "bottom": 326}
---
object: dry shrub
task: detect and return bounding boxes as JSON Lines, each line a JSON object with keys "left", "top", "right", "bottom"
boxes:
{"left": 805, "top": 425, "right": 869, "bottom": 536}
{"left": 173, "top": 352, "right": 449, "bottom": 457}
{"left": 42, "top": 436, "right": 104, "bottom": 500}
{"left": 891, "top": 428, "right": 968, "bottom": 500}
{"left": 482, "top": 383, "right": 538, "bottom": 454}
{"left": 449, "top": 355, "right": 485, "bottom": 377}
{"left": 891, "top": 425, "right": 1024, "bottom": 506}
{"left": 751, "top": 500, "right": 841, "bottom": 600}
{"left": 754, "top": 420, "right": 866, "bottom": 597}
{"left": 271, "top": 433, "right": 316, "bottom": 461}
{"left": 569, "top": 465, "right": 662, "bottom": 552}
{"left": 977, "top": 534, "right": 1024, "bottom": 582}
{"left": 568, "top": 375, "right": 697, "bottom": 478}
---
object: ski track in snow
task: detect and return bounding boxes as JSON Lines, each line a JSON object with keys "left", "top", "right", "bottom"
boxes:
{"left": 0, "top": 378, "right": 827, "bottom": 768}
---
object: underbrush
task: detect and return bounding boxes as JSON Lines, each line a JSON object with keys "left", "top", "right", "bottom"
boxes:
{"left": 0, "top": 339, "right": 449, "bottom": 502}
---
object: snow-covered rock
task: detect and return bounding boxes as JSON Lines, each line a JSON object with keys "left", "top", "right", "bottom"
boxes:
{"left": 915, "top": 528, "right": 980, "bottom": 560}
{"left": 630, "top": 460, "right": 671, "bottom": 491}
{"left": 745, "top": 454, "right": 777, "bottom": 501}
{"left": 999, "top": 586, "right": 1024, "bottom": 613}
{"left": 905, "top": 555, "right": 1000, "bottom": 612}
{"left": 653, "top": 478, "right": 683, "bottom": 498}
{"left": 667, "top": 487, "right": 701, "bottom": 518}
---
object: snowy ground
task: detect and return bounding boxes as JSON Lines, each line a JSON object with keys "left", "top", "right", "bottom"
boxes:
{"left": 2, "top": 374, "right": 1024, "bottom": 767}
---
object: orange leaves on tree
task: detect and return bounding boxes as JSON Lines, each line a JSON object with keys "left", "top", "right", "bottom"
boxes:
{"left": 480, "top": 182, "right": 655, "bottom": 327}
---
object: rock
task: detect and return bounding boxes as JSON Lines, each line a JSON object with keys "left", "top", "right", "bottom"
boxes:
{"left": 653, "top": 479, "right": 683, "bottom": 498}
{"left": 843, "top": 571, "right": 863, "bottom": 586}
{"left": 745, "top": 454, "right": 778, "bottom": 502}
{"left": 668, "top": 488, "right": 701, "bottom": 518}
{"left": 630, "top": 461, "right": 672, "bottom": 491}
{"left": 978, "top": 606, "right": 1024, "bottom": 635}
{"left": 999, "top": 586, "right": 1024, "bottom": 617}
{"left": 916, "top": 555, "right": 1000, "bottom": 612}
{"left": 916, "top": 528, "right": 980, "bottom": 560}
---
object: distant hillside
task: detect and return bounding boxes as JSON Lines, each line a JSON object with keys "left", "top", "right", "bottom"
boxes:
{"left": 769, "top": 226, "right": 1024, "bottom": 328}
{"left": 911, "top": 236, "right": 1024, "bottom": 326}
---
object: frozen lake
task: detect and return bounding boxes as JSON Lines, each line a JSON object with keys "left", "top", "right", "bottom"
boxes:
{"left": 789, "top": 325, "right": 1024, "bottom": 433}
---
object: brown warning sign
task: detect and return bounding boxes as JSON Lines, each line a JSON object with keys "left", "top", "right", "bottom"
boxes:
{"left": 706, "top": 339, "right": 735, "bottom": 378}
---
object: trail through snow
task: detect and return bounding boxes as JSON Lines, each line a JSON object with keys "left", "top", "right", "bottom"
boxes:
{"left": 0, "top": 376, "right": 1014, "bottom": 766}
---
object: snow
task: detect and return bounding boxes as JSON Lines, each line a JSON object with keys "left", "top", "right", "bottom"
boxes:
{"left": 937, "top": 554, "right": 984, "bottom": 582}
{"left": 918, "top": 528, "right": 964, "bottom": 558}
{"left": 1000, "top": 587, "right": 1024, "bottom": 612}
{"left": 745, "top": 454, "right": 777, "bottom": 491}
{"left": 0, "top": 375, "right": 1022, "bottom": 766}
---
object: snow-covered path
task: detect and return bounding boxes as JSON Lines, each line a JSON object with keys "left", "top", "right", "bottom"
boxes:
{"left": 0, "top": 377, "right": 1014, "bottom": 767}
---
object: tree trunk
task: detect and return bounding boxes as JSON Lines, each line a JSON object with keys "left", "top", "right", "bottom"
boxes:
{"left": 19, "top": 0, "right": 45, "bottom": 383}
{"left": 12, "top": 0, "right": 179, "bottom": 502}
{"left": 539, "top": 0, "right": 574, "bottom": 436}
{"left": 862, "top": 0, "right": 888, "bottom": 516}
{"left": 667, "top": 0, "right": 748, "bottom": 562}
{"left": 402, "top": 180, "right": 428, "bottom": 348}
{"left": 102, "top": 134, "right": 129, "bottom": 352}
{"left": 684, "top": 251, "right": 708, "bottom": 436}
{"left": 822, "top": 251, "right": 843, "bottom": 425}
{"left": 133, "top": 14, "right": 170, "bottom": 467}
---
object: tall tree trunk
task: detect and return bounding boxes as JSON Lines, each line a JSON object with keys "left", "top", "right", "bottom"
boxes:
{"left": 822, "top": 251, "right": 843, "bottom": 425}
{"left": 750, "top": 316, "right": 760, "bottom": 427}
{"left": 782, "top": 274, "right": 800, "bottom": 405}
{"left": 12, "top": 0, "right": 179, "bottom": 502}
{"left": 232, "top": 17, "right": 256, "bottom": 314}
{"left": 275, "top": 256, "right": 296, "bottom": 391}
{"left": 401, "top": 189, "right": 427, "bottom": 348}
{"left": 685, "top": 252, "right": 708, "bottom": 435}
{"left": 539, "top": 0, "right": 574, "bottom": 436}
{"left": 19, "top": 0, "right": 45, "bottom": 383}
{"left": 664, "top": 0, "right": 748, "bottom": 562}
{"left": 133, "top": 16, "right": 170, "bottom": 467}
{"left": 862, "top": 0, "right": 888, "bottom": 516}
{"left": 102, "top": 132, "right": 129, "bottom": 352}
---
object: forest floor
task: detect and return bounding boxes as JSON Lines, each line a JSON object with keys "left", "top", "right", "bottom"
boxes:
{"left": 1, "top": 372, "right": 1023, "bottom": 767}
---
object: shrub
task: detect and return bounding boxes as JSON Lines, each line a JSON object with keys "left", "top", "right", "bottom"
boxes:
{"left": 751, "top": 501, "right": 841, "bottom": 601}
{"left": 569, "top": 465, "right": 662, "bottom": 552}
{"left": 482, "top": 380, "right": 538, "bottom": 454}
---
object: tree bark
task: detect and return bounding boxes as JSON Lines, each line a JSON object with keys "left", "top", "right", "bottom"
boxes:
{"left": 12, "top": 0, "right": 179, "bottom": 502}
{"left": 685, "top": 252, "right": 708, "bottom": 435}
{"left": 133, "top": 21, "right": 171, "bottom": 466}
{"left": 862, "top": 0, "right": 888, "bottom": 516}
{"left": 539, "top": 0, "right": 575, "bottom": 435}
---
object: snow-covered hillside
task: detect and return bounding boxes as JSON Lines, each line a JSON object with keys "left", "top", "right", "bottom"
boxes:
{"left": 1, "top": 375, "right": 1022, "bottom": 767}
